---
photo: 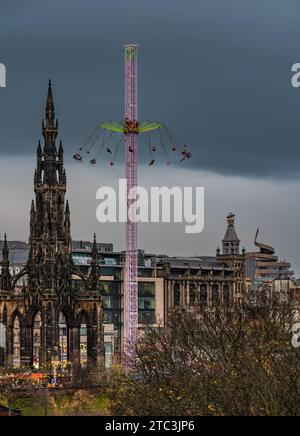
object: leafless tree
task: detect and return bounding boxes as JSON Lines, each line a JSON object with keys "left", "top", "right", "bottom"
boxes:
{"left": 108, "top": 298, "right": 300, "bottom": 416}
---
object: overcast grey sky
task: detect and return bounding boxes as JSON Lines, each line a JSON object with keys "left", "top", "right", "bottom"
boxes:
{"left": 0, "top": 1, "right": 300, "bottom": 273}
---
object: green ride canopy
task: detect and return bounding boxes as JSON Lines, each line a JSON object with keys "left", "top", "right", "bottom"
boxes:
{"left": 100, "top": 121, "right": 161, "bottom": 134}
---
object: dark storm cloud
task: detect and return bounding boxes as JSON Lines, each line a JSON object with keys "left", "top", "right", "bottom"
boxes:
{"left": 0, "top": 0, "right": 300, "bottom": 178}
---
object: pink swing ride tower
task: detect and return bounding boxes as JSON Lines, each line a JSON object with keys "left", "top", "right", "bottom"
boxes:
{"left": 73, "top": 45, "right": 192, "bottom": 365}
{"left": 124, "top": 44, "right": 139, "bottom": 362}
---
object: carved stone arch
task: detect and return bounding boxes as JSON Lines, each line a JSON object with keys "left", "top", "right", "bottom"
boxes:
{"left": 58, "top": 309, "right": 69, "bottom": 364}
{"left": 57, "top": 192, "right": 63, "bottom": 205}
{"left": 12, "top": 266, "right": 28, "bottom": 288}
{"left": 77, "top": 309, "right": 90, "bottom": 367}
{"left": 10, "top": 310, "right": 23, "bottom": 368}
{"left": 32, "top": 310, "right": 42, "bottom": 369}
{"left": 77, "top": 309, "right": 90, "bottom": 327}
{"left": 9, "top": 309, "right": 23, "bottom": 329}
{"left": 23, "top": 304, "right": 42, "bottom": 329}
{"left": 59, "top": 305, "right": 75, "bottom": 328}
{"left": 37, "top": 242, "right": 43, "bottom": 256}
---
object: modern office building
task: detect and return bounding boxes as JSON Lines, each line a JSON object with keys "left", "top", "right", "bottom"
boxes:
{"left": 245, "top": 228, "right": 294, "bottom": 289}
{"left": 72, "top": 246, "right": 164, "bottom": 365}
{"left": 157, "top": 213, "right": 246, "bottom": 317}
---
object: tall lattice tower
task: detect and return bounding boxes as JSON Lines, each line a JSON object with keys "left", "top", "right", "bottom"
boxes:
{"left": 124, "top": 44, "right": 138, "bottom": 363}
{"left": 73, "top": 45, "right": 191, "bottom": 364}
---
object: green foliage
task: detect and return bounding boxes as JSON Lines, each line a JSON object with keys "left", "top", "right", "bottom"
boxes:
{"left": 0, "top": 391, "right": 109, "bottom": 416}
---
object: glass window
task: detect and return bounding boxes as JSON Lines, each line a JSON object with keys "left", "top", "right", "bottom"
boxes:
{"left": 103, "top": 258, "right": 118, "bottom": 266}
{"left": 100, "top": 281, "right": 121, "bottom": 295}
{"left": 138, "top": 269, "right": 154, "bottom": 278}
{"left": 139, "top": 282, "right": 155, "bottom": 296}
{"left": 59, "top": 312, "right": 68, "bottom": 365}
{"left": 33, "top": 312, "right": 42, "bottom": 369}
{"left": 138, "top": 297, "right": 155, "bottom": 310}
{"left": 174, "top": 283, "right": 181, "bottom": 306}
{"left": 212, "top": 285, "right": 219, "bottom": 303}
{"left": 72, "top": 253, "right": 91, "bottom": 266}
{"left": 13, "top": 317, "right": 21, "bottom": 368}
{"left": 200, "top": 285, "right": 207, "bottom": 305}
{"left": 189, "top": 285, "right": 196, "bottom": 305}
{"left": 103, "top": 296, "right": 113, "bottom": 309}
{"left": 80, "top": 320, "right": 88, "bottom": 367}
{"left": 101, "top": 267, "right": 115, "bottom": 276}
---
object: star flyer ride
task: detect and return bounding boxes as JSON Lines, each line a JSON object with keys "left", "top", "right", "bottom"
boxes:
{"left": 73, "top": 45, "right": 192, "bottom": 365}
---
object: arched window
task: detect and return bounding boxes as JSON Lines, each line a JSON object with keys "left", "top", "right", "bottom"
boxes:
{"left": 174, "top": 283, "right": 181, "bottom": 307}
{"left": 13, "top": 316, "right": 21, "bottom": 368}
{"left": 200, "top": 284, "right": 207, "bottom": 305}
{"left": 33, "top": 312, "right": 42, "bottom": 369}
{"left": 223, "top": 285, "right": 230, "bottom": 305}
{"left": 212, "top": 285, "right": 219, "bottom": 304}
{"left": 59, "top": 312, "right": 68, "bottom": 366}
{"left": 79, "top": 313, "right": 88, "bottom": 367}
{"left": 189, "top": 284, "right": 196, "bottom": 306}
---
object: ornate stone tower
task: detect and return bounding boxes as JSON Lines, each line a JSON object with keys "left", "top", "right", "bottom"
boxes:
{"left": 0, "top": 82, "right": 104, "bottom": 371}
{"left": 27, "top": 81, "right": 71, "bottom": 296}
{"left": 217, "top": 213, "right": 246, "bottom": 302}
{"left": 222, "top": 212, "right": 240, "bottom": 255}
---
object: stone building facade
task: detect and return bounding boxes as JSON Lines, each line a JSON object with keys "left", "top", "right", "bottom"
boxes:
{"left": 159, "top": 213, "right": 246, "bottom": 316}
{"left": 0, "top": 82, "right": 104, "bottom": 370}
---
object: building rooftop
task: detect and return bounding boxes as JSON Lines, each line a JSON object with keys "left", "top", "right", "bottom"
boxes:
{"left": 157, "top": 256, "right": 233, "bottom": 271}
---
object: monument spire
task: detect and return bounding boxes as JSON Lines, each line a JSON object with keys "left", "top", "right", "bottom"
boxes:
{"left": 0, "top": 234, "right": 12, "bottom": 290}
